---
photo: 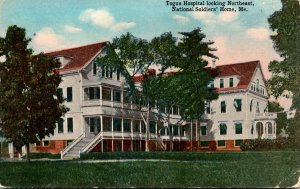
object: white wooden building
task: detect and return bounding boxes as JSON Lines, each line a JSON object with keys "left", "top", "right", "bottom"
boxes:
{"left": 7, "top": 42, "right": 277, "bottom": 158}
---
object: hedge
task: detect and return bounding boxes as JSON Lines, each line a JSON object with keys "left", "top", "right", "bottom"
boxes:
{"left": 240, "top": 138, "right": 299, "bottom": 151}
{"left": 25, "top": 152, "right": 60, "bottom": 159}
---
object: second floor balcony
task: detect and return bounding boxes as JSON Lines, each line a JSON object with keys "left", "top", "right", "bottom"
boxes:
{"left": 255, "top": 112, "right": 277, "bottom": 120}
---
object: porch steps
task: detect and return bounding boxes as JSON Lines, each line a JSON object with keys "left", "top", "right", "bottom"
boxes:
{"left": 61, "top": 136, "right": 96, "bottom": 159}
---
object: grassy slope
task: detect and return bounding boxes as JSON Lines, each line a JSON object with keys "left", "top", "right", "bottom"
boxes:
{"left": 0, "top": 151, "right": 299, "bottom": 188}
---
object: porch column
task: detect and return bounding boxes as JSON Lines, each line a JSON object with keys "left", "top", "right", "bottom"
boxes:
{"left": 100, "top": 115, "right": 103, "bottom": 133}
{"left": 22, "top": 146, "right": 26, "bottom": 156}
{"left": 8, "top": 142, "right": 14, "bottom": 158}
{"left": 100, "top": 85, "right": 103, "bottom": 106}
{"left": 190, "top": 121, "right": 193, "bottom": 150}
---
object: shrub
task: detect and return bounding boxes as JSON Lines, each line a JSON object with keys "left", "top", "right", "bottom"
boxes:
{"left": 26, "top": 152, "right": 60, "bottom": 159}
{"left": 240, "top": 138, "right": 298, "bottom": 151}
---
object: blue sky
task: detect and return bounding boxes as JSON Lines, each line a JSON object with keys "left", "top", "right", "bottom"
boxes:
{"left": 0, "top": 0, "right": 292, "bottom": 108}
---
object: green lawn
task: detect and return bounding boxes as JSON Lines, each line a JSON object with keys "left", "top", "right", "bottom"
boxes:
{"left": 0, "top": 151, "right": 299, "bottom": 188}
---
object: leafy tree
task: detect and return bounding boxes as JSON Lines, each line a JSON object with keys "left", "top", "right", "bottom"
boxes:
{"left": 268, "top": 101, "right": 287, "bottom": 136}
{"left": 267, "top": 0, "right": 300, "bottom": 109}
{"left": 267, "top": 0, "right": 300, "bottom": 143}
{"left": 98, "top": 28, "right": 218, "bottom": 151}
{"left": 0, "top": 25, "right": 68, "bottom": 161}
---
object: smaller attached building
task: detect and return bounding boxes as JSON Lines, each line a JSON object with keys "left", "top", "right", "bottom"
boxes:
{"left": 200, "top": 61, "right": 277, "bottom": 150}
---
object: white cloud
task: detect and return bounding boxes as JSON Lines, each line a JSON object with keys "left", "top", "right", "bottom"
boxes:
{"left": 79, "top": 8, "right": 136, "bottom": 32}
{"left": 172, "top": 15, "right": 189, "bottom": 24}
{"left": 32, "top": 27, "right": 76, "bottom": 53}
{"left": 110, "top": 22, "right": 136, "bottom": 32}
{"left": 190, "top": 11, "right": 216, "bottom": 25}
{"left": 219, "top": 12, "right": 239, "bottom": 22}
{"left": 64, "top": 25, "right": 82, "bottom": 33}
{"left": 79, "top": 8, "right": 115, "bottom": 28}
{"left": 246, "top": 27, "right": 270, "bottom": 41}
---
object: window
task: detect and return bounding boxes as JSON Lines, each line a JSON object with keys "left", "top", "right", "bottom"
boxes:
{"left": 180, "top": 126, "right": 184, "bottom": 136}
{"left": 160, "top": 127, "right": 169, "bottom": 136}
{"left": 101, "top": 66, "right": 113, "bottom": 78}
{"left": 220, "top": 78, "right": 224, "bottom": 88}
{"left": 113, "top": 118, "right": 122, "bottom": 132}
{"left": 103, "top": 117, "right": 112, "bottom": 131}
{"left": 172, "top": 105, "right": 179, "bottom": 115}
{"left": 123, "top": 119, "right": 131, "bottom": 132}
{"left": 235, "top": 140, "right": 243, "bottom": 147}
{"left": 101, "top": 66, "right": 106, "bottom": 77}
{"left": 113, "top": 90, "right": 121, "bottom": 102}
{"left": 200, "top": 141, "right": 209, "bottom": 147}
{"left": 58, "top": 118, "right": 64, "bottom": 133}
{"left": 141, "top": 122, "right": 146, "bottom": 133}
{"left": 172, "top": 125, "right": 179, "bottom": 136}
{"left": 67, "top": 118, "right": 73, "bottom": 133}
{"left": 206, "top": 101, "right": 211, "bottom": 114}
{"left": 133, "top": 120, "right": 140, "bottom": 132}
{"left": 109, "top": 67, "right": 113, "bottom": 78}
{"left": 256, "top": 79, "right": 259, "bottom": 92}
{"left": 217, "top": 140, "right": 225, "bottom": 147}
{"left": 93, "top": 62, "right": 97, "bottom": 75}
{"left": 57, "top": 88, "right": 63, "bottom": 100}
{"left": 123, "top": 92, "right": 131, "bottom": 103}
{"left": 150, "top": 121, "right": 156, "bottom": 134}
{"left": 221, "top": 101, "right": 226, "bottom": 113}
{"left": 267, "top": 122, "right": 272, "bottom": 134}
{"left": 87, "top": 117, "right": 101, "bottom": 133}
{"left": 234, "top": 99, "right": 242, "bottom": 112}
{"left": 256, "top": 102, "right": 260, "bottom": 113}
{"left": 66, "top": 140, "right": 73, "bottom": 146}
{"left": 235, "top": 122, "right": 243, "bottom": 134}
{"left": 43, "top": 140, "right": 49, "bottom": 146}
{"left": 251, "top": 123, "right": 254, "bottom": 134}
{"left": 250, "top": 100, "right": 253, "bottom": 112}
{"left": 219, "top": 123, "right": 227, "bottom": 135}
{"left": 102, "top": 87, "right": 111, "bottom": 101}
{"left": 166, "top": 105, "right": 172, "bottom": 114}
{"left": 208, "top": 80, "right": 214, "bottom": 89}
{"left": 117, "top": 70, "right": 121, "bottom": 80}
{"left": 67, "top": 87, "right": 72, "bottom": 102}
{"left": 229, "top": 78, "right": 233, "bottom": 87}
{"left": 201, "top": 125, "right": 207, "bottom": 136}
{"left": 36, "top": 141, "right": 41, "bottom": 146}
{"left": 159, "top": 105, "right": 166, "bottom": 113}
{"left": 84, "top": 87, "right": 100, "bottom": 100}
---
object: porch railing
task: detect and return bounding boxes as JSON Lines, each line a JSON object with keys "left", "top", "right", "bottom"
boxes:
{"left": 81, "top": 132, "right": 104, "bottom": 154}
{"left": 60, "top": 134, "right": 84, "bottom": 159}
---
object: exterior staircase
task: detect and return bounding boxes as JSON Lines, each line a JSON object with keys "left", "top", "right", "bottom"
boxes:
{"left": 149, "top": 134, "right": 166, "bottom": 151}
{"left": 61, "top": 132, "right": 103, "bottom": 159}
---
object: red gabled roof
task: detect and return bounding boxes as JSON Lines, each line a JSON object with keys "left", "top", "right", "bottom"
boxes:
{"left": 46, "top": 41, "right": 108, "bottom": 73}
{"left": 132, "top": 69, "right": 157, "bottom": 82}
{"left": 206, "top": 60, "right": 260, "bottom": 92}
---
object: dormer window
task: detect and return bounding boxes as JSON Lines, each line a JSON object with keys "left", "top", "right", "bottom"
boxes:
{"left": 207, "top": 80, "right": 214, "bottom": 89}
{"left": 55, "top": 55, "right": 71, "bottom": 68}
{"left": 93, "top": 62, "right": 97, "bottom": 75}
{"left": 229, "top": 78, "right": 233, "bottom": 87}
{"left": 220, "top": 79, "right": 224, "bottom": 88}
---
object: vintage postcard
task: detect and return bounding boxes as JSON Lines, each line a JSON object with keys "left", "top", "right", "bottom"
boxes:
{"left": 0, "top": 0, "right": 299, "bottom": 188}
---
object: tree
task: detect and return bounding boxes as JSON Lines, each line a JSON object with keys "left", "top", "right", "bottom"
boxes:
{"left": 0, "top": 25, "right": 68, "bottom": 161}
{"left": 267, "top": 0, "right": 300, "bottom": 143}
{"left": 267, "top": 0, "right": 300, "bottom": 109}
{"left": 98, "top": 28, "right": 218, "bottom": 151}
{"left": 268, "top": 101, "right": 287, "bottom": 136}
